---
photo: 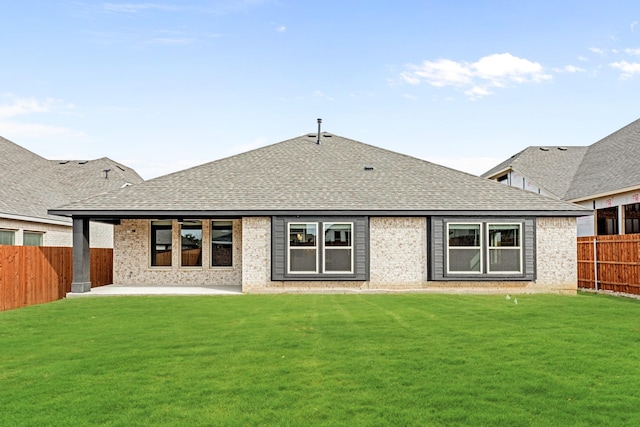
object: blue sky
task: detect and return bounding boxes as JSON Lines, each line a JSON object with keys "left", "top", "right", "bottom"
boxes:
{"left": 2, "top": 1, "right": 640, "bottom": 179}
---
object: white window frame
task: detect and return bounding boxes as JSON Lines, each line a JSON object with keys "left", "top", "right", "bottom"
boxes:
{"left": 487, "top": 223, "right": 523, "bottom": 274}
{"left": 446, "top": 222, "right": 483, "bottom": 274}
{"left": 287, "top": 222, "right": 319, "bottom": 274}
{"left": 323, "top": 222, "right": 354, "bottom": 274}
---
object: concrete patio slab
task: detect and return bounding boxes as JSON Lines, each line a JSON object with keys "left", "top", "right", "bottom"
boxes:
{"left": 66, "top": 284, "right": 243, "bottom": 297}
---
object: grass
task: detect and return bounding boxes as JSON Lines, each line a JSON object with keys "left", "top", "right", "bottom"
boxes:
{"left": 1, "top": 293, "right": 640, "bottom": 426}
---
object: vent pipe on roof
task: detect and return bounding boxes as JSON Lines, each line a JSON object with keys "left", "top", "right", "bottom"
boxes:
{"left": 317, "top": 118, "right": 322, "bottom": 144}
{"left": 103, "top": 168, "right": 111, "bottom": 179}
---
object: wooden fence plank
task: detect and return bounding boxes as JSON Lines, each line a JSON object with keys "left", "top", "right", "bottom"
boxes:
{"left": 577, "top": 235, "right": 640, "bottom": 296}
{"left": 0, "top": 246, "right": 113, "bottom": 311}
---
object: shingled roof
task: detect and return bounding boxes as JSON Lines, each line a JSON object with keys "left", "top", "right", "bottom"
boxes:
{"left": 0, "top": 136, "right": 143, "bottom": 224}
{"left": 481, "top": 146, "right": 588, "bottom": 199}
{"left": 50, "top": 133, "right": 587, "bottom": 218}
{"left": 482, "top": 117, "right": 640, "bottom": 203}
{"left": 564, "top": 118, "right": 640, "bottom": 201}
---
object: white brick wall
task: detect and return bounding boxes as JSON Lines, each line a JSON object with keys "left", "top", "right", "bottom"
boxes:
{"left": 369, "top": 217, "right": 427, "bottom": 288}
{"left": 112, "top": 215, "right": 578, "bottom": 294}
{"left": 113, "top": 219, "right": 242, "bottom": 286}
{"left": 534, "top": 217, "right": 577, "bottom": 290}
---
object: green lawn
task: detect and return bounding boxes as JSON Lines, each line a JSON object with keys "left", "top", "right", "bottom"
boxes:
{"left": 1, "top": 293, "right": 639, "bottom": 426}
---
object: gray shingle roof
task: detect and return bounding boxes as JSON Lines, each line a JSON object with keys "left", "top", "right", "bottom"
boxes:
{"left": 0, "top": 136, "right": 143, "bottom": 224}
{"left": 51, "top": 133, "right": 587, "bottom": 216}
{"left": 564, "top": 118, "right": 640, "bottom": 201}
{"left": 482, "top": 117, "right": 640, "bottom": 202}
{"left": 481, "top": 146, "right": 588, "bottom": 199}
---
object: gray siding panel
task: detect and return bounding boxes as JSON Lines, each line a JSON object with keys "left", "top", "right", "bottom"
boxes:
{"left": 272, "top": 216, "right": 368, "bottom": 281}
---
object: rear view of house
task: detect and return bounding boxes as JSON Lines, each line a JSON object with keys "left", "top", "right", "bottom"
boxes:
{"left": 50, "top": 131, "right": 588, "bottom": 294}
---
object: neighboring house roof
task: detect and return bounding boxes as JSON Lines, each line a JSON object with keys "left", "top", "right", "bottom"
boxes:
{"left": 0, "top": 135, "right": 143, "bottom": 225}
{"left": 482, "top": 117, "right": 640, "bottom": 202}
{"left": 481, "top": 146, "right": 588, "bottom": 199}
{"left": 564, "top": 118, "right": 640, "bottom": 201}
{"left": 50, "top": 133, "right": 587, "bottom": 217}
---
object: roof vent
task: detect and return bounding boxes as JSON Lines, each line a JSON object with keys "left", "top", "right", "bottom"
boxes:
{"left": 364, "top": 166, "right": 374, "bottom": 171}
{"left": 316, "top": 118, "right": 322, "bottom": 144}
{"left": 557, "top": 147, "right": 567, "bottom": 151}
{"left": 103, "top": 168, "right": 111, "bottom": 179}
{"left": 59, "top": 160, "right": 69, "bottom": 164}
{"left": 323, "top": 134, "right": 332, "bottom": 138}
{"left": 78, "top": 160, "right": 88, "bottom": 164}
{"left": 116, "top": 165, "right": 125, "bottom": 171}
{"left": 539, "top": 147, "right": 549, "bottom": 151}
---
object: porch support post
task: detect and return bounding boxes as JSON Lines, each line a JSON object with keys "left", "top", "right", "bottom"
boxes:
{"left": 71, "top": 217, "right": 92, "bottom": 293}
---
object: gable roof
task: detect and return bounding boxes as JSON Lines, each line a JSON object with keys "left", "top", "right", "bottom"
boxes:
{"left": 0, "top": 136, "right": 143, "bottom": 225}
{"left": 481, "top": 146, "right": 588, "bottom": 199}
{"left": 50, "top": 133, "right": 587, "bottom": 218}
{"left": 482, "top": 117, "right": 640, "bottom": 203}
{"left": 564, "top": 118, "right": 640, "bottom": 201}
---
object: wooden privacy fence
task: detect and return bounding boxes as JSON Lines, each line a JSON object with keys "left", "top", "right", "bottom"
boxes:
{"left": 577, "top": 235, "right": 640, "bottom": 295}
{"left": 0, "top": 246, "right": 113, "bottom": 311}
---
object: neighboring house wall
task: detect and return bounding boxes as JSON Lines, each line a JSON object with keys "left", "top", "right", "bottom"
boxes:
{"left": 0, "top": 217, "right": 113, "bottom": 247}
{"left": 113, "top": 219, "right": 243, "bottom": 286}
{"left": 113, "top": 216, "right": 577, "bottom": 294}
{"left": 573, "top": 189, "right": 640, "bottom": 236}
{"left": 495, "top": 171, "right": 555, "bottom": 198}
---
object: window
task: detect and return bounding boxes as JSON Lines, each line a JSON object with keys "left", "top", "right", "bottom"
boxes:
{"left": 324, "top": 223, "right": 353, "bottom": 273}
{"left": 273, "top": 217, "right": 368, "bottom": 281}
{"left": 624, "top": 203, "right": 640, "bottom": 234}
{"left": 288, "top": 223, "right": 318, "bottom": 273}
{"left": 181, "top": 221, "right": 202, "bottom": 267}
{"left": 151, "top": 220, "right": 172, "bottom": 267}
{"left": 0, "top": 230, "right": 15, "bottom": 245}
{"left": 447, "top": 223, "right": 522, "bottom": 275}
{"left": 212, "top": 220, "right": 233, "bottom": 267}
{"left": 433, "top": 218, "right": 533, "bottom": 280}
{"left": 23, "top": 232, "right": 43, "bottom": 247}
{"left": 488, "top": 224, "right": 521, "bottom": 273}
{"left": 597, "top": 207, "right": 618, "bottom": 235}
{"left": 448, "top": 224, "right": 481, "bottom": 273}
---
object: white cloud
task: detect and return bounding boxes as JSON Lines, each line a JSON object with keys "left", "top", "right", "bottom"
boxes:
{"left": 624, "top": 48, "right": 640, "bottom": 55}
{"left": 589, "top": 47, "right": 606, "bottom": 55}
{"left": 401, "top": 53, "right": 550, "bottom": 99}
{"left": 610, "top": 60, "right": 640, "bottom": 79}
{"left": 0, "top": 98, "right": 74, "bottom": 118}
{"left": 0, "top": 96, "right": 85, "bottom": 139}
{"left": 632, "top": 21, "right": 638, "bottom": 32}
{"left": 554, "top": 65, "right": 586, "bottom": 73}
{"left": 577, "top": 55, "right": 588, "bottom": 62}
{"left": 0, "top": 120, "right": 86, "bottom": 139}
{"left": 102, "top": 3, "right": 179, "bottom": 13}
{"left": 147, "top": 37, "right": 193, "bottom": 45}
{"left": 313, "top": 90, "right": 334, "bottom": 101}
{"left": 276, "top": 25, "right": 286, "bottom": 33}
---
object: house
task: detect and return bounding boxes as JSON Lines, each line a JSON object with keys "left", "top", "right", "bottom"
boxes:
{"left": 49, "top": 131, "right": 588, "bottom": 294}
{"left": 0, "top": 135, "right": 143, "bottom": 247}
{"left": 482, "top": 117, "right": 640, "bottom": 236}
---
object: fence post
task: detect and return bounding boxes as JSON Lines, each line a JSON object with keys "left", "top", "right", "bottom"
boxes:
{"left": 593, "top": 237, "right": 598, "bottom": 291}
